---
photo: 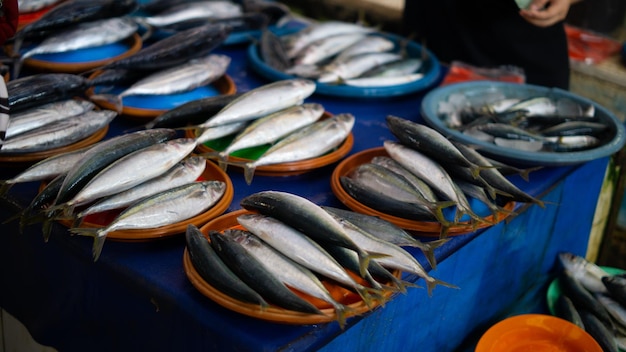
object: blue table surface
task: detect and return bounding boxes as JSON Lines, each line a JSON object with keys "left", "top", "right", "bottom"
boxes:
{"left": 0, "top": 42, "right": 606, "bottom": 352}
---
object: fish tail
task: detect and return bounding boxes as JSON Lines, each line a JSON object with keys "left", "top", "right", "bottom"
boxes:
{"left": 417, "top": 238, "right": 449, "bottom": 270}
{"left": 0, "top": 181, "right": 14, "bottom": 197}
{"left": 424, "top": 276, "right": 459, "bottom": 297}
{"left": 517, "top": 166, "right": 543, "bottom": 182}
{"left": 332, "top": 302, "right": 352, "bottom": 330}
{"left": 439, "top": 224, "right": 451, "bottom": 239}
{"left": 70, "top": 227, "right": 108, "bottom": 261}
{"left": 354, "top": 285, "right": 385, "bottom": 309}
{"left": 90, "top": 93, "right": 123, "bottom": 114}
{"left": 41, "top": 217, "right": 56, "bottom": 242}
{"left": 243, "top": 162, "right": 257, "bottom": 185}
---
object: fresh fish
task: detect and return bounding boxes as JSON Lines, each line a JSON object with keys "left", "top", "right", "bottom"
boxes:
{"left": 553, "top": 294, "right": 584, "bottom": 329}
{"left": 340, "top": 162, "right": 455, "bottom": 225}
{"left": 185, "top": 224, "right": 268, "bottom": 308}
{"left": 195, "top": 121, "right": 249, "bottom": 145}
{"left": 546, "top": 135, "right": 601, "bottom": 152}
{"left": 156, "top": 12, "right": 270, "bottom": 35}
{"left": 209, "top": 229, "right": 322, "bottom": 315}
{"left": 331, "top": 35, "right": 395, "bottom": 63}
{"left": 8, "top": 73, "right": 88, "bottom": 113}
{"left": 197, "top": 79, "right": 316, "bottom": 129}
{"left": 87, "top": 69, "right": 152, "bottom": 89}
{"left": 16, "top": 18, "right": 138, "bottom": 77}
{"left": 539, "top": 121, "right": 609, "bottom": 137}
{"left": 455, "top": 179, "right": 514, "bottom": 219}
{"left": 595, "top": 293, "right": 626, "bottom": 330}
{"left": 559, "top": 269, "right": 614, "bottom": 330}
{"left": 370, "top": 156, "right": 439, "bottom": 203}
{"left": 18, "top": 0, "right": 63, "bottom": 13}
{"left": 74, "top": 156, "right": 206, "bottom": 224}
{"left": 94, "top": 54, "right": 231, "bottom": 112}
{"left": 283, "top": 21, "right": 375, "bottom": 59}
{"left": 259, "top": 29, "right": 291, "bottom": 72}
{"left": 603, "top": 275, "right": 626, "bottom": 307}
{"left": 579, "top": 309, "right": 619, "bottom": 352}
{"left": 238, "top": 113, "right": 354, "bottom": 184}
{"left": 139, "top": 1, "right": 242, "bottom": 28}
{"left": 240, "top": 0, "right": 291, "bottom": 25}
{"left": 12, "top": 0, "right": 138, "bottom": 56}
{"left": 51, "top": 128, "right": 176, "bottom": 208}
{"left": 59, "top": 138, "right": 197, "bottom": 213}
{"left": 7, "top": 99, "right": 95, "bottom": 139}
{"left": 317, "top": 52, "right": 403, "bottom": 84}
{"left": 236, "top": 212, "right": 386, "bottom": 307}
{"left": 0, "top": 109, "right": 116, "bottom": 154}
{"left": 72, "top": 180, "right": 226, "bottom": 261}
{"left": 343, "top": 74, "right": 424, "bottom": 88}
{"left": 0, "top": 145, "right": 90, "bottom": 196}
{"left": 9, "top": 173, "right": 65, "bottom": 236}
{"left": 321, "top": 206, "right": 447, "bottom": 270}
{"left": 226, "top": 229, "right": 351, "bottom": 328}
{"left": 240, "top": 190, "right": 375, "bottom": 278}
{"left": 383, "top": 140, "right": 484, "bottom": 224}
{"left": 293, "top": 33, "right": 366, "bottom": 66}
{"left": 100, "top": 23, "right": 231, "bottom": 72}
{"left": 361, "top": 58, "right": 423, "bottom": 78}
{"left": 558, "top": 252, "right": 610, "bottom": 294}
{"left": 216, "top": 103, "right": 325, "bottom": 162}
{"left": 326, "top": 210, "right": 457, "bottom": 297}
{"left": 145, "top": 93, "right": 243, "bottom": 129}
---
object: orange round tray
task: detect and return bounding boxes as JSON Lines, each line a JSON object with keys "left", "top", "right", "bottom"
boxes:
{"left": 86, "top": 73, "right": 237, "bottom": 120}
{"left": 330, "top": 147, "right": 515, "bottom": 236}
{"left": 0, "top": 125, "right": 108, "bottom": 166}
{"left": 185, "top": 209, "right": 399, "bottom": 325}
{"left": 57, "top": 159, "right": 233, "bottom": 242}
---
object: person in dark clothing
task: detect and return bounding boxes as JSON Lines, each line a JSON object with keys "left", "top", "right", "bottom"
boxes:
{"left": 402, "top": 0, "right": 579, "bottom": 89}
{"left": 0, "top": 0, "right": 18, "bottom": 146}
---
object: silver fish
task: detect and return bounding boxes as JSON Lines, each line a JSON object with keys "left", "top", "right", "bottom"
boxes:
{"left": 75, "top": 156, "right": 206, "bottom": 223}
{"left": 317, "top": 52, "right": 402, "bottom": 84}
{"left": 7, "top": 99, "right": 95, "bottom": 139}
{"left": 197, "top": 79, "right": 316, "bottom": 129}
{"left": 0, "top": 110, "right": 116, "bottom": 154}
{"left": 361, "top": 58, "right": 423, "bottom": 78}
{"left": 294, "top": 33, "right": 366, "bottom": 66}
{"left": 62, "top": 138, "right": 197, "bottom": 211}
{"left": 72, "top": 180, "right": 226, "bottom": 261}
{"left": 370, "top": 155, "right": 439, "bottom": 203}
{"left": 195, "top": 121, "right": 249, "bottom": 145}
{"left": 18, "top": 0, "right": 63, "bottom": 13}
{"left": 343, "top": 74, "right": 424, "bottom": 88}
{"left": 140, "top": 1, "right": 242, "bottom": 28}
{"left": 240, "top": 113, "right": 354, "bottom": 184}
{"left": 283, "top": 21, "right": 375, "bottom": 59}
{"left": 331, "top": 35, "right": 395, "bottom": 63}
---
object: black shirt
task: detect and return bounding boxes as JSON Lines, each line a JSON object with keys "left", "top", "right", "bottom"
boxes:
{"left": 402, "top": 0, "right": 570, "bottom": 89}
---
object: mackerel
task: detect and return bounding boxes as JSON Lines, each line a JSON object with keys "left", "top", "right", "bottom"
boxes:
{"left": 61, "top": 138, "right": 197, "bottom": 212}
{"left": 226, "top": 228, "right": 351, "bottom": 327}
{"left": 75, "top": 156, "right": 206, "bottom": 224}
{"left": 239, "top": 113, "right": 354, "bottom": 184}
{"left": 317, "top": 52, "right": 402, "bottom": 84}
{"left": 72, "top": 180, "right": 226, "bottom": 261}
{"left": 7, "top": 99, "right": 95, "bottom": 139}
{"left": 370, "top": 155, "right": 439, "bottom": 203}
{"left": 343, "top": 74, "right": 424, "bottom": 88}
{"left": 140, "top": 1, "right": 242, "bottom": 28}
{"left": 283, "top": 21, "right": 375, "bottom": 59}
{"left": 145, "top": 93, "right": 243, "bottom": 129}
{"left": 195, "top": 121, "right": 249, "bottom": 145}
{"left": 240, "top": 191, "right": 374, "bottom": 279}
{"left": 209, "top": 229, "right": 322, "bottom": 314}
{"left": 236, "top": 212, "right": 385, "bottom": 307}
{"left": 294, "top": 33, "right": 366, "bottom": 66}
{"left": 197, "top": 79, "right": 316, "bottom": 129}
{"left": 185, "top": 224, "right": 268, "bottom": 308}
{"left": 8, "top": 73, "right": 88, "bottom": 113}
{"left": 0, "top": 109, "right": 116, "bottom": 154}
{"left": 332, "top": 35, "right": 395, "bottom": 63}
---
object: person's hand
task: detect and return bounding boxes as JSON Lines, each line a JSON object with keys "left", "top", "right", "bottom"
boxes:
{"left": 519, "top": 0, "right": 577, "bottom": 27}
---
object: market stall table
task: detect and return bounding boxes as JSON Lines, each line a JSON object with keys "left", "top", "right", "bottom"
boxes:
{"left": 0, "top": 43, "right": 609, "bottom": 351}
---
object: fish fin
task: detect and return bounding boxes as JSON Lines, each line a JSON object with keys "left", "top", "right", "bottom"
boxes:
{"left": 417, "top": 238, "right": 449, "bottom": 270}
{"left": 70, "top": 227, "right": 107, "bottom": 261}
{"left": 425, "top": 277, "right": 459, "bottom": 297}
{"left": 332, "top": 302, "right": 354, "bottom": 330}
{"left": 429, "top": 200, "right": 457, "bottom": 230}
{"left": 243, "top": 162, "right": 257, "bottom": 185}
{"left": 89, "top": 94, "right": 123, "bottom": 114}
{"left": 0, "top": 180, "right": 14, "bottom": 197}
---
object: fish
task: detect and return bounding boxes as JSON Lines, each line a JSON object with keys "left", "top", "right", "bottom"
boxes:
{"left": 196, "top": 79, "right": 316, "bottom": 129}
{"left": 259, "top": 29, "right": 291, "bottom": 72}
{"left": 553, "top": 294, "right": 584, "bottom": 329}
{"left": 595, "top": 293, "right": 626, "bottom": 331}
{"left": 331, "top": 35, "right": 395, "bottom": 64}
{"left": 343, "top": 74, "right": 424, "bottom": 88}
{"left": 138, "top": 1, "right": 243, "bottom": 28}
{"left": 15, "top": 18, "right": 138, "bottom": 78}
{"left": 321, "top": 206, "right": 447, "bottom": 270}
{"left": 293, "top": 32, "right": 366, "bottom": 66}
{"left": 51, "top": 128, "right": 177, "bottom": 209}
{"left": 317, "top": 52, "right": 403, "bottom": 84}
{"left": 0, "top": 109, "right": 116, "bottom": 154}
{"left": 6, "top": 99, "right": 95, "bottom": 139}
{"left": 239, "top": 190, "right": 375, "bottom": 278}
{"left": 360, "top": 58, "right": 423, "bottom": 78}
{"left": 370, "top": 155, "right": 439, "bottom": 203}
{"left": 559, "top": 269, "right": 614, "bottom": 330}
{"left": 11, "top": 0, "right": 138, "bottom": 57}
{"left": 87, "top": 69, "right": 152, "bottom": 89}
{"left": 74, "top": 156, "right": 206, "bottom": 225}
{"left": 539, "top": 121, "right": 609, "bottom": 137}
{"left": 0, "top": 145, "right": 90, "bottom": 196}
{"left": 145, "top": 93, "right": 243, "bottom": 130}
{"left": 194, "top": 121, "right": 249, "bottom": 145}
{"left": 383, "top": 140, "right": 484, "bottom": 225}
{"left": 558, "top": 252, "right": 610, "bottom": 294}
{"left": 603, "top": 275, "right": 626, "bottom": 307}
{"left": 237, "top": 113, "right": 354, "bottom": 184}
{"left": 155, "top": 12, "right": 270, "bottom": 36}
{"left": 57, "top": 138, "right": 197, "bottom": 214}
{"left": 8, "top": 73, "right": 89, "bottom": 113}
{"left": 71, "top": 180, "right": 226, "bottom": 261}
{"left": 185, "top": 224, "right": 268, "bottom": 308}
{"left": 92, "top": 54, "right": 231, "bottom": 112}
{"left": 18, "top": 0, "right": 64, "bottom": 13}
{"left": 282, "top": 21, "right": 375, "bottom": 59}
{"left": 236, "top": 212, "right": 386, "bottom": 307}
{"left": 209, "top": 229, "right": 322, "bottom": 315}
{"left": 225, "top": 228, "right": 352, "bottom": 328}
{"left": 579, "top": 309, "right": 619, "bottom": 352}
{"left": 215, "top": 103, "right": 325, "bottom": 164}
{"left": 98, "top": 23, "right": 231, "bottom": 72}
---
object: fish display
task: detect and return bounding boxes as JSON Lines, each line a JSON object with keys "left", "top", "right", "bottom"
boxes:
{"left": 8, "top": 73, "right": 89, "bottom": 113}
{"left": 259, "top": 20, "right": 426, "bottom": 88}
{"left": 6, "top": 99, "right": 96, "bottom": 139}
{"left": 436, "top": 89, "right": 615, "bottom": 153}
{"left": 552, "top": 252, "right": 626, "bottom": 352}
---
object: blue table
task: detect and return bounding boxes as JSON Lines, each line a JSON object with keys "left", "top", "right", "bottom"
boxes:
{"left": 0, "top": 43, "right": 608, "bottom": 352}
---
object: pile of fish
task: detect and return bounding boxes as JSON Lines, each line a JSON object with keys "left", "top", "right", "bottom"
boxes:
{"left": 340, "top": 115, "right": 544, "bottom": 237}
{"left": 174, "top": 78, "right": 354, "bottom": 184}
{"left": 260, "top": 20, "right": 426, "bottom": 87}
{"left": 437, "top": 89, "right": 614, "bottom": 153}
{"left": 186, "top": 190, "right": 456, "bottom": 328}
{"left": 554, "top": 252, "right": 626, "bottom": 352}
{"left": 1, "top": 128, "right": 227, "bottom": 261}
